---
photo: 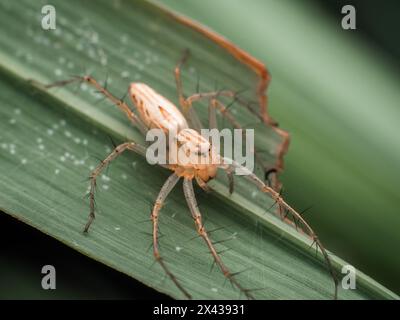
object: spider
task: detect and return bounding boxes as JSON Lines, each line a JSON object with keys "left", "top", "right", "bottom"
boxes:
{"left": 45, "top": 50, "right": 338, "bottom": 300}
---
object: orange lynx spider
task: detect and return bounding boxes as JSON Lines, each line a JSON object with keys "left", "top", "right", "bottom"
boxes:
{"left": 45, "top": 51, "right": 338, "bottom": 300}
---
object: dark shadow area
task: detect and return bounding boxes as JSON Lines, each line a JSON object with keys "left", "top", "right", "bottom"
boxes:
{"left": 0, "top": 212, "right": 170, "bottom": 299}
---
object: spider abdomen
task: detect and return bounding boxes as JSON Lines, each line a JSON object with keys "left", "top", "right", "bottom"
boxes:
{"left": 129, "top": 82, "right": 188, "bottom": 133}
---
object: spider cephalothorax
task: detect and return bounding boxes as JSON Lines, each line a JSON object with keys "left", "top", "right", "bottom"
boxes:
{"left": 169, "top": 128, "right": 219, "bottom": 182}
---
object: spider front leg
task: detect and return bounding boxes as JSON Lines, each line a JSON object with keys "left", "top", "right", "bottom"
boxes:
{"left": 219, "top": 158, "right": 339, "bottom": 300}
{"left": 84, "top": 142, "right": 146, "bottom": 233}
{"left": 174, "top": 49, "right": 190, "bottom": 109}
{"left": 183, "top": 178, "right": 255, "bottom": 300}
{"left": 45, "top": 75, "right": 148, "bottom": 135}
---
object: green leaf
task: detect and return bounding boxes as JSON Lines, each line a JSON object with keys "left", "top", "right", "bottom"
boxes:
{"left": 0, "top": 0, "right": 396, "bottom": 299}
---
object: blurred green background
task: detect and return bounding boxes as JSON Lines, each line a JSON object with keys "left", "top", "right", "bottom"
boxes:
{"left": 2, "top": 0, "right": 399, "bottom": 298}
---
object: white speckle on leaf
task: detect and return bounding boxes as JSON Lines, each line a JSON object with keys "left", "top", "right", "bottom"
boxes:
{"left": 121, "top": 70, "right": 130, "bottom": 78}
{"left": 88, "top": 48, "right": 96, "bottom": 59}
{"left": 102, "top": 184, "right": 109, "bottom": 190}
{"left": 60, "top": 156, "right": 66, "bottom": 162}
{"left": 175, "top": 246, "right": 182, "bottom": 252}
{"left": 36, "top": 138, "right": 43, "bottom": 144}
{"left": 64, "top": 131, "right": 72, "bottom": 138}
{"left": 101, "top": 174, "right": 111, "bottom": 182}
{"left": 38, "top": 144, "right": 45, "bottom": 150}
{"left": 80, "top": 82, "right": 88, "bottom": 91}
{"left": 114, "top": 226, "right": 121, "bottom": 231}
{"left": 100, "top": 56, "right": 107, "bottom": 66}
{"left": 60, "top": 119, "right": 66, "bottom": 126}
{"left": 90, "top": 91, "right": 103, "bottom": 99}
{"left": 211, "top": 288, "right": 218, "bottom": 293}
{"left": 82, "top": 139, "right": 88, "bottom": 146}
{"left": 90, "top": 32, "right": 99, "bottom": 44}
{"left": 74, "top": 137, "right": 81, "bottom": 144}
{"left": 9, "top": 118, "right": 16, "bottom": 124}
{"left": 120, "top": 34, "right": 129, "bottom": 44}
{"left": 21, "top": 158, "right": 27, "bottom": 165}
{"left": 55, "top": 68, "right": 63, "bottom": 76}
{"left": 55, "top": 169, "right": 60, "bottom": 175}
{"left": 121, "top": 173, "right": 127, "bottom": 180}
{"left": 47, "top": 129, "right": 54, "bottom": 135}
{"left": 14, "top": 108, "right": 21, "bottom": 115}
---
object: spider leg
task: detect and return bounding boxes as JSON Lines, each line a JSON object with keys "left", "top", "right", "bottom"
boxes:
{"left": 184, "top": 88, "right": 273, "bottom": 189}
{"left": 219, "top": 158, "right": 338, "bottom": 300}
{"left": 84, "top": 142, "right": 146, "bottom": 233}
{"left": 211, "top": 98, "right": 272, "bottom": 181}
{"left": 195, "top": 176, "right": 212, "bottom": 193}
{"left": 174, "top": 49, "right": 190, "bottom": 108}
{"left": 173, "top": 51, "right": 278, "bottom": 188}
{"left": 227, "top": 169, "right": 235, "bottom": 195}
{"left": 186, "top": 90, "right": 265, "bottom": 124}
{"left": 183, "top": 178, "right": 255, "bottom": 299}
{"left": 45, "top": 75, "right": 148, "bottom": 135}
{"left": 186, "top": 90, "right": 236, "bottom": 105}
{"left": 207, "top": 98, "right": 234, "bottom": 194}
{"left": 208, "top": 98, "right": 218, "bottom": 130}
{"left": 150, "top": 173, "right": 192, "bottom": 299}
{"left": 173, "top": 50, "right": 205, "bottom": 132}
